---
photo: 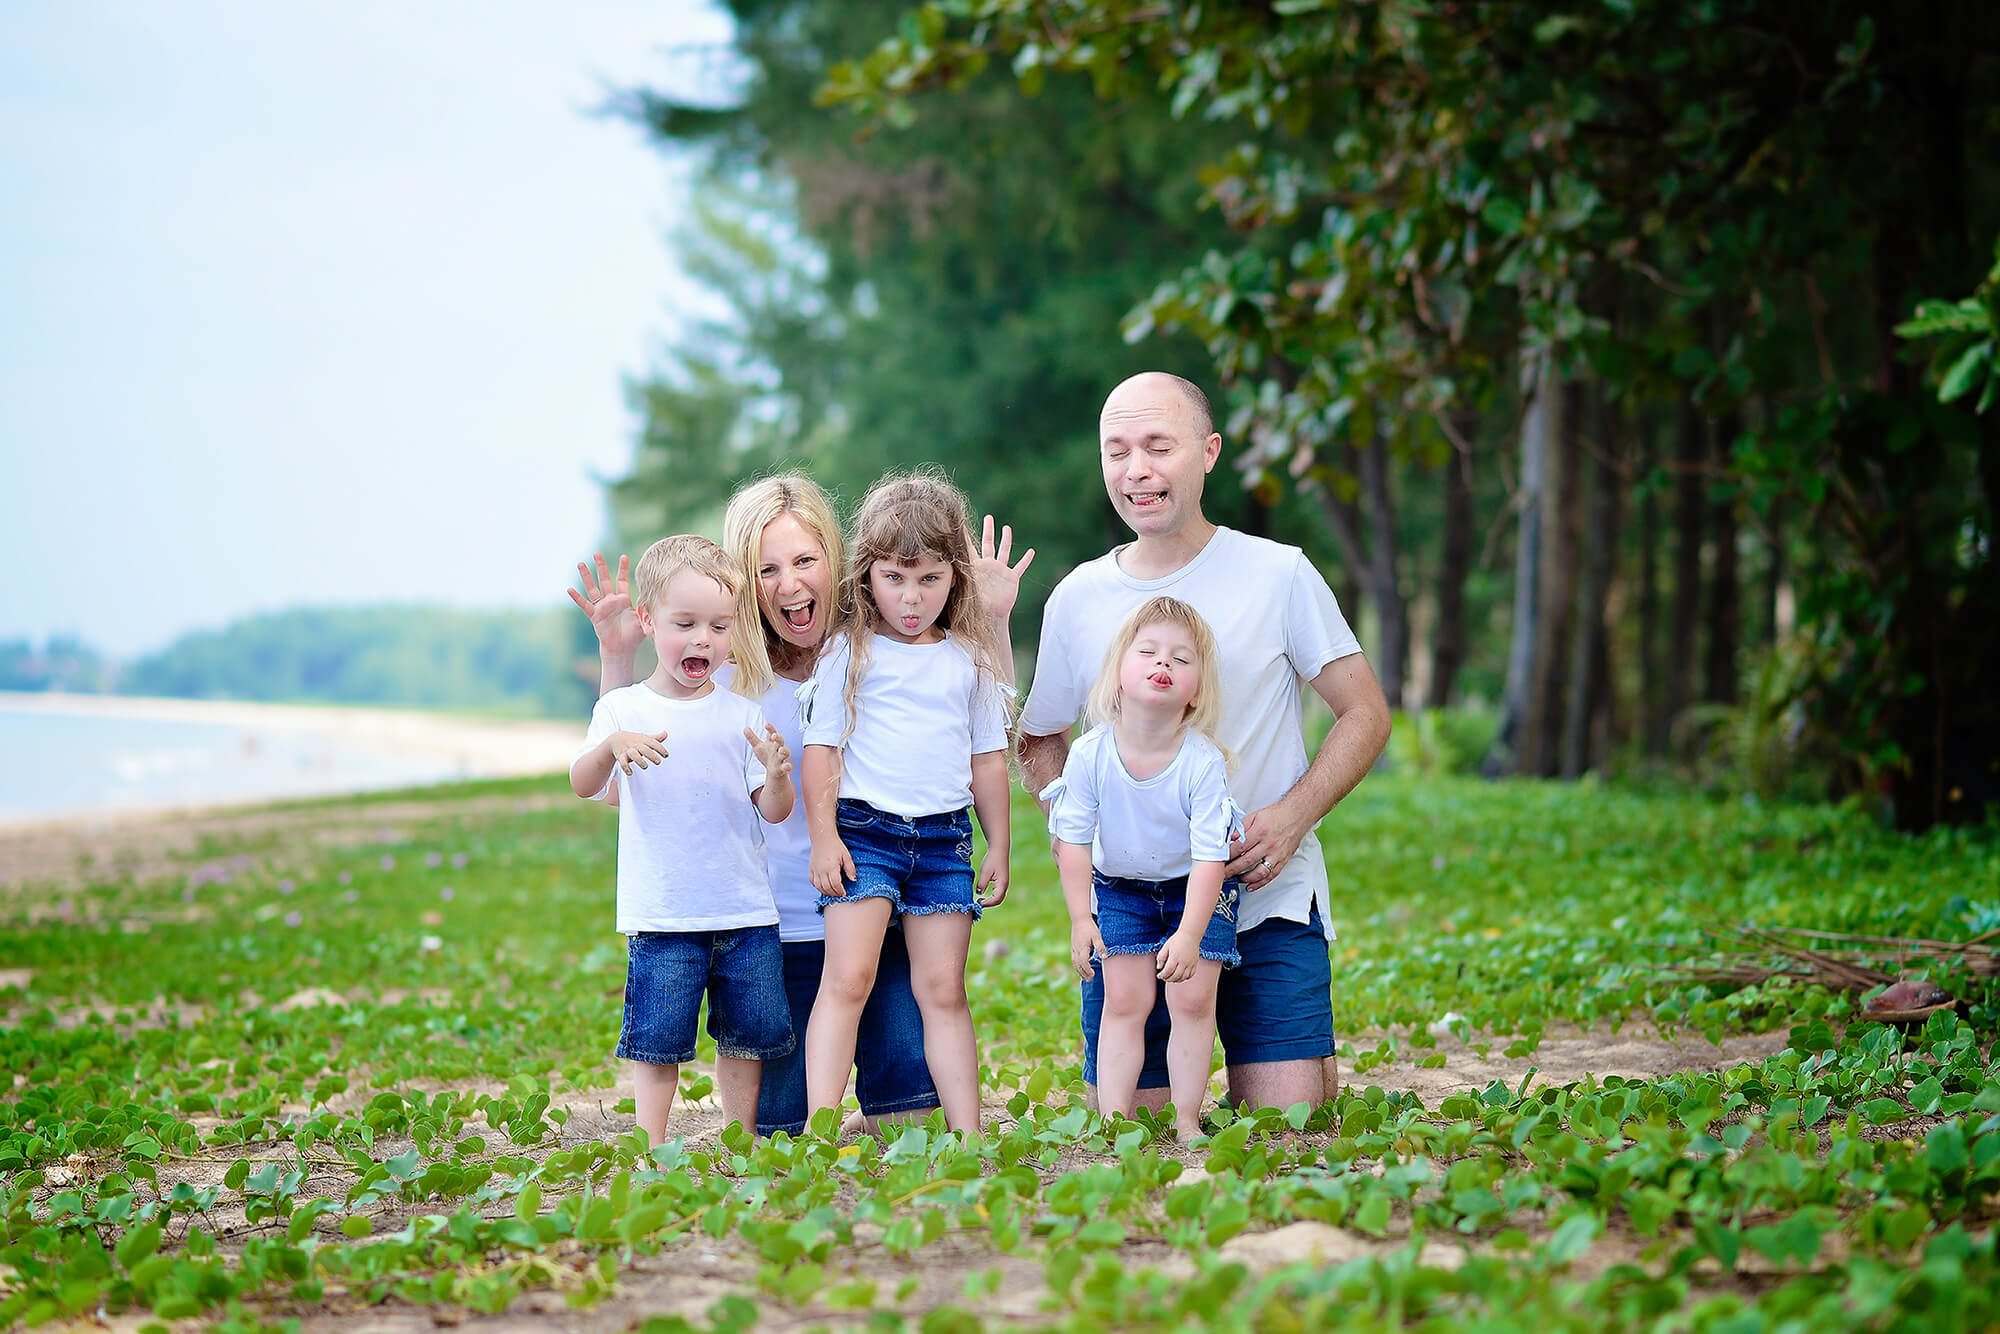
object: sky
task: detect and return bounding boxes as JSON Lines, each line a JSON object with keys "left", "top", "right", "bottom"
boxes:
{"left": 0, "top": 1, "right": 735, "bottom": 657}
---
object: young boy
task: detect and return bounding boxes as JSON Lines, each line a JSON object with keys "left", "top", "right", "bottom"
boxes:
{"left": 570, "top": 534, "right": 796, "bottom": 1144}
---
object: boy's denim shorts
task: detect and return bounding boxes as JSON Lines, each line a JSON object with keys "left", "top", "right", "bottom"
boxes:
{"left": 1093, "top": 870, "right": 1241, "bottom": 968}
{"left": 615, "top": 925, "right": 792, "bottom": 1066}
{"left": 757, "top": 931, "right": 939, "bottom": 1136}
{"left": 817, "top": 799, "right": 978, "bottom": 919}
{"left": 1080, "top": 908, "right": 1336, "bottom": 1089}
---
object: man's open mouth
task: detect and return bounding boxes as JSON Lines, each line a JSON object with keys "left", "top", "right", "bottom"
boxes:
{"left": 1126, "top": 490, "right": 1166, "bottom": 508}
{"left": 780, "top": 599, "right": 815, "bottom": 632}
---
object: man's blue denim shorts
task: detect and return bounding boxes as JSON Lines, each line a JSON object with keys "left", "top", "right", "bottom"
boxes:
{"left": 615, "top": 925, "right": 792, "bottom": 1066}
{"left": 817, "top": 799, "right": 979, "bottom": 919}
{"left": 1081, "top": 908, "right": 1336, "bottom": 1089}
{"left": 757, "top": 932, "right": 940, "bottom": 1136}
{"left": 1093, "top": 870, "right": 1241, "bottom": 967}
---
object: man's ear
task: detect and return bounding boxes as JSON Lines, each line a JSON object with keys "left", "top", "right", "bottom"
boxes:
{"left": 1202, "top": 431, "right": 1223, "bottom": 473}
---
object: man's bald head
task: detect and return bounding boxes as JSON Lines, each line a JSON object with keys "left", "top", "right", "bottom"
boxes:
{"left": 1103, "top": 371, "right": 1215, "bottom": 441}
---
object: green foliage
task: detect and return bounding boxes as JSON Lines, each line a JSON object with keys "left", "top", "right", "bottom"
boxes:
{"left": 4, "top": 775, "right": 2000, "bottom": 1327}
{"left": 120, "top": 606, "right": 588, "bottom": 717}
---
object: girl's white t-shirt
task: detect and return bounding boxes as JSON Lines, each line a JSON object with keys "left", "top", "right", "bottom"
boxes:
{"left": 1019, "top": 527, "right": 1362, "bottom": 938}
{"left": 572, "top": 682, "right": 777, "bottom": 935}
{"left": 1042, "top": 726, "right": 1241, "bottom": 880}
{"left": 799, "top": 632, "right": 1010, "bottom": 820}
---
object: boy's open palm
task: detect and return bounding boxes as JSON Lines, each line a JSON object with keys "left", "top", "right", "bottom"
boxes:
{"left": 810, "top": 838, "right": 856, "bottom": 896}
{"left": 609, "top": 730, "right": 669, "bottom": 774}
{"left": 745, "top": 724, "right": 792, "bottom": 779}
{"left": 1156, "top": 931, "right": 1202, "bottom": 984}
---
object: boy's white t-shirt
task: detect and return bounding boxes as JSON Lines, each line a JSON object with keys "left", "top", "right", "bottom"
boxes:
{"left": 1043, "top": 726, "right": 1241, "bottom": 880}
{"left": 799, "top": 631, "right": 1009, "bottom": 820}
{"left": 1019, "top": 527, "right": 1362, "bottom": 938}
{"left": 572, "top": 681, "right": 778, "bottom": 935}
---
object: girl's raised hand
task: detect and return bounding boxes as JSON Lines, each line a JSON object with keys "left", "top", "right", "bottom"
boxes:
{"left": 811, "top": 837, "right": 856, "bottom": 896}
{"left": 973, "top": 515, "right": 1035, "bottom": 622}
{"left": 745, "top": 723, "right": 792, "bottom": 779}
{"left": 976, "top": 846, "right": 1010, "bottom": 908}
{"left": 1069, "top": 921, "right": 1103, "bottom": 979}
{"left": 567, "top": 553, "right": 647, "bottom": 659}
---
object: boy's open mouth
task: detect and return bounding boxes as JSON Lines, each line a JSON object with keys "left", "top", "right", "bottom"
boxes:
{"left": 681, "top": 656, "right": 711, "bottom": 679}
{"left": 780, "top": 599, "right": 815, "bottom": 633}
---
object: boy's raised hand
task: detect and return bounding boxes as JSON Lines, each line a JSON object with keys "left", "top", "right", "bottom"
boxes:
{"left": 745, "top": 723, "right": 792, "bottom": 781}
{"left": 568, "top": 553, "right": 647, "bottom": 659}
{"left": 1069, "top": 920, "right": 1103, "bottom": 980}
{"left": 608, "top": 730, "right": 669, "bottom": 774}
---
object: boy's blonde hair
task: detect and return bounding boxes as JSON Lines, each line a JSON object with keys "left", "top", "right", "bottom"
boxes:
{"left": 1086, "top": 597, "right": 1229, "bottom": 762}
{"left": 722, "top": 474, "right": 846, "bottom": 680}
{"left": 633, "top": 533, "right": 773, "bottom": 700}
{"left": 839, "top": 469, "right": 1009, "bottom": 740}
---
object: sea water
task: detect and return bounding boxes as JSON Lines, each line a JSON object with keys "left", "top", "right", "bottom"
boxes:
{"left": 0, "top": 704, "right": 464, "bottom": 822}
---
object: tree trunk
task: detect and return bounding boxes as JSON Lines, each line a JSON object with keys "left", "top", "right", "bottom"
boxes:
{"left": 1704, "top": 410, "right": 1742, "bottom": 707}
{"left": 1662, "top": 400, "right": 1706, "bottom": 755}
{"left": 1428, "top": 423, "right": 1475, "bottom": 710}
{"left": 1361, "top": 426, "right": 1407, "bottom": 711}
{"left": 1637, "top": 415, "right": 1667, "bottom": 757}
{"left": 1760, "top": 494, "right": 1786, "bottom": 648}
{"left": 1522, "top": 380, "right": 1583, "bottom": 776}
{"left": 1485, "top": 346, "right": 1555, "bottom": 776}
{"left": 1562, "top": 390, "right": 1624, "bottom": 778}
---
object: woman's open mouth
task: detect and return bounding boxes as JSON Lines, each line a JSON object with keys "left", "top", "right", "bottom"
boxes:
{"left": 779, "top": 599, "right": 815, "bottom": 633}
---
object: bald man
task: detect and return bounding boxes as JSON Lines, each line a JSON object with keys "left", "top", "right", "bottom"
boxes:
{"left": 1018, "top": 372, "right": 1392, "bottom": 1115}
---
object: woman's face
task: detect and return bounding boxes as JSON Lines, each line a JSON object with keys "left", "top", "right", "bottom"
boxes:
{"left": 756, "top": 512, "right": 834, "bottom": 650}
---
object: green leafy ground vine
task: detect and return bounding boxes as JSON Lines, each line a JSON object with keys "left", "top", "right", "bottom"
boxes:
{"left": 4, "top": 776, "right": 1999, "bottom": 1331}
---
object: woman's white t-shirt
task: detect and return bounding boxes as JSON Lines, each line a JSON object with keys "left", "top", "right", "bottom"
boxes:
{"left": 799, "top": 631, "right": 1010, "bottom": 820}
{"left": 1042, "top": 726, "right": 1241, "bottom": 880}
{"left": 572, "top": 682, "right": 777, "bottom": 935}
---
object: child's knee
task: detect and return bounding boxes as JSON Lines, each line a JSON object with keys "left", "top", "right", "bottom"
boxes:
{"left": 911, "top": 968, "right": 969, "bottom": 1015}
{"left": 818, "top": 963, "right": 879, "bottom": 1009}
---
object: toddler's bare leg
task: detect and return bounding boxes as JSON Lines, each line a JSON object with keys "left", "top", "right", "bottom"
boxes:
{"left": 1097, "top": 956, "right": 1156, "bottom": 1121}
{"left": 804, "top": 898, "right": 893, "bottom": 1125}
{"left": 632, "top": 1061, "right": 679, "bottom": 1146}
{"left": 715, "top": 1055, "right": 761, "bottom": 1134}
{"left": 1164, "top": 961, "right": 1223, "bottom": 1139}
{"left": 901, "top": 911, "right": 979, "bottom": 1133}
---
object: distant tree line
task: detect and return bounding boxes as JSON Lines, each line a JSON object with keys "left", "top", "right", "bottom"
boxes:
{"left": 2, "top": 610, "right": 591, "bottom": 718}
{"left": 611, "top": 0, "right": 1999, "bottom": 829}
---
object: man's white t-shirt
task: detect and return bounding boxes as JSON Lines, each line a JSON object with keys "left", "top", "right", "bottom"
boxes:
{"left": 1043, "top": 726, "right": 1241, "bottom": 880}
{"left": 573, "top": 682, "right": 778, "bottom": 935}
{"left": 800, "top": 632, "right": 1010, "bottom": 820}
{"left": 1020, "top": 527, "right": 1363, "bottom": 938}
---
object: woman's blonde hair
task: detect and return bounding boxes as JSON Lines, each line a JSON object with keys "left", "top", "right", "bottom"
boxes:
{"left": 1085, "top": 597, "right": 1228, "bottom": 760}
{"left": 633, "top": 533, "right": 774, "bottom": 701}
{"left": 722, "top": 473, "right": 847, "bottom": 682}
{"left": 839, "top": 469, "right": 1009, "bottom": 741}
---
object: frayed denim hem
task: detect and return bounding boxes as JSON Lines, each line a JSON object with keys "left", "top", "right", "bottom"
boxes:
{"left": 616, "top": 1046, "right": 695, "bottom": 1066}
{"left": 717, "top": 1038, "right": 796, "bottom": 1061}
{"left": 900, "top": 902, "right": 981, "bottom": 920}
{"left": 1097, "top": 941, "right": 1239, "bottom": 968}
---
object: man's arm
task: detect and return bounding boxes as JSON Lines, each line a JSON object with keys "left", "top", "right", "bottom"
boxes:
{"left": 1224, "top": 653, "right": 1392, "bottom": 890}
{"left": 1016, "top": 729, "right": 1073, "bottom": 815}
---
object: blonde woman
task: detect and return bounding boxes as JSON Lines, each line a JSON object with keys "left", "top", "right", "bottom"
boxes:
{"left": 1041, "top": 597, "right": 1242, "bottom": 1139}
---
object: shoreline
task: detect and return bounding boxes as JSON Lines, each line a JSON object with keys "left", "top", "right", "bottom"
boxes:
{"left": 0, "top": 691, "right": 578, "bottom": 834}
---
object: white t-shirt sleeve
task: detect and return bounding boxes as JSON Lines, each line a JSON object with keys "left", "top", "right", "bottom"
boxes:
{"left": 572, "top": 697, "right": 619, "bottom": 801}
{"left": 1186, "top": 741, "right": 1240, "bottom": 864}
{"left": 970, "top": 668, "right": 1009, "bottom": 756}
{"left": 1283, "top": 550, "right": 1364, "bottom": 680}
{"left": 1018, "top": 585, "right": 1084, "bottom": 738}
{"left": 1043, "top": 728, "right": 1102, "bottom": 847}
{"left": 798, "top": 634, "right": 852, "bottom": 748}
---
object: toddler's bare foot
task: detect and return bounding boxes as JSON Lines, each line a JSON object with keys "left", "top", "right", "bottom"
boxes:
{"left": 841, "top": 1107, "right": 868, "bottom": 1138}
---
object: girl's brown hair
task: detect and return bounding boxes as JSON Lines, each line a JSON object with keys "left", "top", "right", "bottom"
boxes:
{"left": 839, "top": 469, "right": 1009, "bottom": 740}
{"left": 1085, "top": 596, "right": 1229, "bottom": 763}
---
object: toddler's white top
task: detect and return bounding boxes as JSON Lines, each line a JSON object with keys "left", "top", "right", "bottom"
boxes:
{"left": 799, "top": 631, "right": 1010, "bottom": 820}
{"left": 573, "top": 682, "right": 777, "bottom": 935}
{"left": 1041, "top": 725, "right": 1242, "bottom": 880}
{"left": 1020, "top": 527, "right": 1362, "bottom": 938}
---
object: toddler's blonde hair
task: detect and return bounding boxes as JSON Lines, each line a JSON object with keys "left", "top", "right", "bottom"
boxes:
{"left": 633, "top": 533, "right": 772, "bottom": 700}
{"left": 838, "top": 469, "right": 1009, "bottom": 741}
{"left": 1086, "top": 597, "right": 1228, "bottom": 762}
{"left": 722, "top": 474, "right": 847, "bottom": 681}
